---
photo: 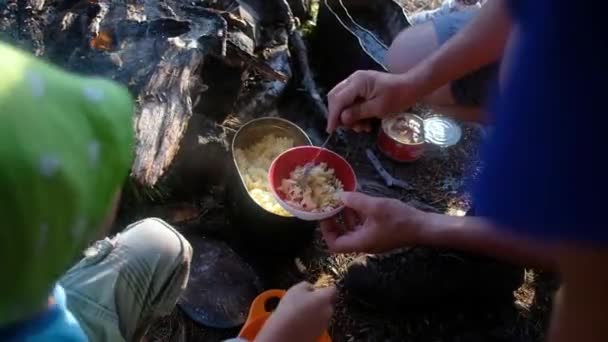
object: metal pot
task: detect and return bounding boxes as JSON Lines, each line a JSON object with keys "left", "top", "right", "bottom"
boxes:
{"left": 226, "top": 117, "right": 315, "bottom": 254}
{"left": 377, "top": 113, "right": 462, "bottom": 162}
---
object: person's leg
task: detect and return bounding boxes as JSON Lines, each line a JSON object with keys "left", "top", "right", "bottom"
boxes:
{"left": 385, "top": 9, "right": 498, "bottom": 122}
{"left": 385, "top": 20, "right": 453, "bottom": 105}
{"left": 59, "top": 218, "right": 193, "bottom": 342}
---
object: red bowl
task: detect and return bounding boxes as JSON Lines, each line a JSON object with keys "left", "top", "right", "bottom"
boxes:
{"left": 268, "top": 146, "right": 357, "bottom": 221}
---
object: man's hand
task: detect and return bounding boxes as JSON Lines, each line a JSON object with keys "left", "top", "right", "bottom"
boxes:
{"left": 326, "top": 0, "right": 511, "bottom": 131}
{"left": 320, "top": 192, "right": 426, "bottom": 253}
{"left": 320, "top": 193, "right": 557, "bottom": 269}
{"left": 256, "top": 282, "right": 336, "bottom": 342}
{"left": 326, "top": 71, "right": 426, "bottom": 133}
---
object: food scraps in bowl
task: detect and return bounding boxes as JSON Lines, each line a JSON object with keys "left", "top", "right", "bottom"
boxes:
{"left": 382, "top": 114, "right": 424, "bottom": 145}
{"left": 235, "top": 134, "right": 294, "bottom": 217}
{"left": 269, "top": 146, "right": 357, "bottom": 221}
{"left": 278, "top": 162, "right": 344, "bottom": 213}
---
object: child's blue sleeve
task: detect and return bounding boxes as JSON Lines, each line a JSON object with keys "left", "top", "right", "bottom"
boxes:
{"left": 1, "top": 286, "right": 88, "bottom": 342}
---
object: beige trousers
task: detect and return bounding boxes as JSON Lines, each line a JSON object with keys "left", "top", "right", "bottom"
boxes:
{"left": 59, "top": 218, "right": 192, "bottom": 342}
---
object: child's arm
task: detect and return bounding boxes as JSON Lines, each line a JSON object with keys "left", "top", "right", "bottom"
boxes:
{"left": 256, "top": 283, "right": 336, "bottom": 342}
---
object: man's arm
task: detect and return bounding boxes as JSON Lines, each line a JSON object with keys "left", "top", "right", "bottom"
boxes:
{"left": 549, "top": 248, "right": 608, "bottom": 342}
{"left": 326, "top": 0, "right": 513, "bottom": 131}
{"left": 419, "top": 212, "right": 556, "bottom": 270}
{"left": 321, "top": 192, "right": 556, "bottom": 270}
{"left": 394, "top": 0, "right": 512, "bottom": 120}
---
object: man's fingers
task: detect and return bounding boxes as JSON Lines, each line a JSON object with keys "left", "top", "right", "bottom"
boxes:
{"left": 320, "top": 218, "right": 343, "bottom": 234}
{"left": 326, "top": 106, "right": 340, "bottom": 133}
{"left": 361, "top": 120, "right": 373, "bottom": 133}
{"left": 327, "top": 77, "right": 357, "bottom": 133}
{"left": 327, "top": 74, "right": 366, "bottom": 132}
{"left": 320, "top": 209, "right": 362, "bottom": 247}
{"left": 339, "top": 192, "right": 380, "bottom": 215}
{"left": 343, "top": 208, "right": 362, "bottom": 229}
{"left": 322, "top": 217, "right": 371, "bottom": 253}
{"left": 330, "top": 226, "right": 370, "bottom": 253}
{"left": 328, "top": 77, "right": 351, "bottom": 98}
{"left": 341, "top": 96, "right": 384, "bottom": 126}
{"left": 351, "top": 120, "right": 373, "bottom": 133}
{"left": 341, "top": 104, "right": 367, "bottom": 126}
{"left": 320, "top": 218, "right": 346, "bottom": 252}
{"left": 320, "top": 218, "right": 343, "bottom": 250}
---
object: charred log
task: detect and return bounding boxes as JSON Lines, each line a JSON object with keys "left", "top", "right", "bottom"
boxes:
{"left": 1, "top": 0, "right": 293, "bottom": 187}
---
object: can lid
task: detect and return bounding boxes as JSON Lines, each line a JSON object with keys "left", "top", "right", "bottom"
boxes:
{"left": 423, "top": 116, "right": 462, "bottom": 147}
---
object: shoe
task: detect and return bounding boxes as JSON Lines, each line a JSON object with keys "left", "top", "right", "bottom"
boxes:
{"left": 342, "top": 247, "right": 523, "bottom": 312}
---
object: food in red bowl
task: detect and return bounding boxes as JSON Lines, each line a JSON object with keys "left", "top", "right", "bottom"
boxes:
{"left": 268, "top": 146, "right": 357, "bottom": 221}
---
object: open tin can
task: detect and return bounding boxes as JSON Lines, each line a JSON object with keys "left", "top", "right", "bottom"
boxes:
{"left": 226, "top": 117, "right": 315, "bottom": 254}
{"left": 377, "top": 113, "right": 462, "bottom": 162}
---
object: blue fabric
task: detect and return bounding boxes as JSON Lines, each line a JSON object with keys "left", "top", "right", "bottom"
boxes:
{"left": 474, "top": 0, "right": 608, "bottom": 244}
{"left": 0, "top": 285, "right": 87, "bottom": 342}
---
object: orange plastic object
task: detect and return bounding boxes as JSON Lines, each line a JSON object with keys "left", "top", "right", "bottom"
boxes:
{"left": 238, "top": 289, "right": 332, "bottom": 342}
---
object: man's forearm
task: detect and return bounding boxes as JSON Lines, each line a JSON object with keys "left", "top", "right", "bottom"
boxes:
{"left": 549, "top": 249, "right": 608, "bottom": 342}
{"left": 399, "top": 0, "right": 512, "bottom": 107}
{"left": 417, "top": 212, "right": 556, "bottom": 270}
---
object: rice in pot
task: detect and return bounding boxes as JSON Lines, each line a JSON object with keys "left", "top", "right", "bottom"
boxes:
{"left": 235, "top": 135, "right": 294, "bottom": 217}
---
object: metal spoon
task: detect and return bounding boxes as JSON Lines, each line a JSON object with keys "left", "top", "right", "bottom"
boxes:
{"left": 298, "top": 133, "right": 333, "bottom": 188}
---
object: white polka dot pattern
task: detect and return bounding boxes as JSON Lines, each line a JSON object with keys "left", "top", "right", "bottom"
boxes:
{"left": 88, "top": 140, "right": 101, "bottom": 168}
{"left": 39, "top": 154, "right": 60, "bottom": 177}
{"left": 26, "top": 70, "right": 45, "bottom": 97}
{"left": 83, "top": 86, "right": 105, "bottom": 102}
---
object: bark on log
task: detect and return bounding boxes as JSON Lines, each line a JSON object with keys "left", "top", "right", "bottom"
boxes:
{"left": 58, "top": 1, "right": 229, "bottom": 187}
{"left": 286, "top": 0, "right": 312, "bottom": 21}
{"left": 1, "top": 0, "right": 292, "bottom": 187}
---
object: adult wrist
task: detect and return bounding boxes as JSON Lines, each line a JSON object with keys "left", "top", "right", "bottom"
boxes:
{"left": 395, "top": 64, "right": 438, "bottom": 106}
{"left": 412, "top": 211, "right": 459, "bottom": 247}
{"left": 395, "top": 207, "right": 434, "bottom": 246}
